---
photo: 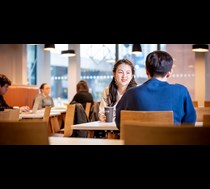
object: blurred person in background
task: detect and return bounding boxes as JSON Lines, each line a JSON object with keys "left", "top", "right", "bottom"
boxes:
{"left": 70, "top": 80, "right": 94, "bottom": 110}
{"left": 0, "top": 74, "right": 30, "bottom": 112}
{"left": 33, "top": 83, "right": 54, "bottom": 109}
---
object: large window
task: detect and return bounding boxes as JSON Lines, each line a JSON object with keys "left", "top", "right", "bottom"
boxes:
{"left": 80, "top": 44, "right": 116, "bottom": 101}
{"left": 80, "top": 44, "right": 159, "bottom": 101}
{"left": 80, "top": 44, "right": 196, "bottom": 101}
{"left": 118, "top": 44, "right": 158, "bottom": 85}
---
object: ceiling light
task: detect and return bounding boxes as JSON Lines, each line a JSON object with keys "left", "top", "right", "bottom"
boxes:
{"left": 132, "top": 44, "right": 142, "bottom": 55}
{"left": 44, "top": 44, "right": 55, "bottom": 51}
{"left": 61, "top": 50, "right": 76, "bottom": 57}
{"left": 192, "top": 44, "right": 209, "bottom": 52}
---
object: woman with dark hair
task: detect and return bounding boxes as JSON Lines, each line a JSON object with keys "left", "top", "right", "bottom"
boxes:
{"left": 98, "top": 59, "right": 138, "bottom": 122}
{"left": 70, "top": 80, "right": 94, "bottom": 109}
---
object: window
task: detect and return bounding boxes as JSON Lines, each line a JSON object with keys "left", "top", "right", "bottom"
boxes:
{"left": 50, "top": 44, "right": 69, "bottom": 105}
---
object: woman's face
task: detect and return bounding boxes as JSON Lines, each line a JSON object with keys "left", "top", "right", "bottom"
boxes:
{"left": 114, "top": 63, "right": 133, "bottom": 88}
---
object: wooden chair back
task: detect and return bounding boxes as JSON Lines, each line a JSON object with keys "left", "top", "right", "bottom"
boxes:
{"left": 0, "top": 120, "right": 49, "bottom": 145}
{"left": 50, "top": 104, "right": 76, "bottom": 137}
{"left": 85, "top": 102, "right": 91, "bottom": 118}
{"left": 195, "top": 107, "right": 210, "bottom": 122}
{"left": 203, "top": 114, "right": 210, "bottom": 127}
{"left": 120, "top": 110, "right": 174, "bottom": 139}
{"left": 64, "top": 104, "right": 76, "bottom": 137}
{"left": 204, "top": 101, "right": 210, "bottom": 107}
{"left": 43, "top": 106, "right": 51, "bottom": 122}
{"left": 123, "top": 121, "right": 210, "bottom": 145}
{"left": 0, "top": 109, "right": 20, "bottom": 121}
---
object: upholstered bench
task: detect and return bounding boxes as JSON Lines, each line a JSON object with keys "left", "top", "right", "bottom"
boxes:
{"left": 4, "top": 85, "right": 39, "bottom": 109}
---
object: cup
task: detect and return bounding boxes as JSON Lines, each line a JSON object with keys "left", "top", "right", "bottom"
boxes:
{"left": 104, "top": 106, "right": 114, "bottom": 122}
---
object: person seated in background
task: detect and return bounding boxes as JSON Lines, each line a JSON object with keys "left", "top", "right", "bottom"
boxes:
{"left": 69, "top": 80, "right": 93, "bottom": 138}
{"left": 33, "top": 83, "right": 54, "bottom": 109}
{"left": 115, "top": 50, "right": 196, "bottom": 130}
{"left": 70, "top": 80, "right": 94, "bottom": 110}
{"left": 0, "top": 74, "right": 30, "bottom": 112}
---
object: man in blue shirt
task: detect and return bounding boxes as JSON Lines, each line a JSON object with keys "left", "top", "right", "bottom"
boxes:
{"left": 115, "top": 50, "right": 196, "bottom": 129}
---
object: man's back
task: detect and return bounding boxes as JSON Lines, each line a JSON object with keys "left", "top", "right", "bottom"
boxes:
{"left": 115, "top": 78, "right": 196, "bottom": 128}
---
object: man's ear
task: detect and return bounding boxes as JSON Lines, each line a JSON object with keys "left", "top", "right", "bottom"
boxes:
{"left": 146, "top": 67, "right": 150, "bottom": 78}
{"left": 166, "top": 68, "right": 173, "bottom": 78}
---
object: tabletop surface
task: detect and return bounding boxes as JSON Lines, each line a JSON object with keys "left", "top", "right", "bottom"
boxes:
{"left": 49, "top": 136, "right": 124, "bottom": 145}
{"left": 72, "top": 121, "right": 119, "bottom": 130}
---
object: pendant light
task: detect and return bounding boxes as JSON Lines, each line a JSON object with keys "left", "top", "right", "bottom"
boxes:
{"left": 132, "top": 44, "right": 142, "bottom": 55}
{"left": 192, "top": 44, "right": 209, "bottom": 52}
{"left": 61, "top": 50, "right": 76, "bottom": 57}
{"left": 44, "top": 44, "right": 55, "bottom": 51}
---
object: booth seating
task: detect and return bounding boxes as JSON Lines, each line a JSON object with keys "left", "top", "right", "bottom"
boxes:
{"left": 4, "top": 85, "right": 39, "bottom": 109}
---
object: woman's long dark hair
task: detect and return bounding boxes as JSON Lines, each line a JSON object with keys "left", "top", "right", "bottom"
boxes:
{"left": 108, "top": 59, "right": 137, "bottom": 106}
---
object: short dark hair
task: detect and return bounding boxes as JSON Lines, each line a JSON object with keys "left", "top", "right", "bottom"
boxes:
{"left": 146, "top": 50, "right": 173, "bottom": 77}
{"left": 0, "top": 74, "right": 12, "bottom": 87}
{"left": 39, "top": 83, "right": 47, "bottom": 90}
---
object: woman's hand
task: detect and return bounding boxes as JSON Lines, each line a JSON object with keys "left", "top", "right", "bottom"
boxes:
{"left": 99, "top": 113, "right": 106, "bottom": 122}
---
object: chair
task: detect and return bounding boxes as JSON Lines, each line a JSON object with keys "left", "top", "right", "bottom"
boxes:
{"left": 85, "top": 102, "right": 91, "bottom": 118}
{"left": 0, "top": 109, "right": 20, "bottom": 121}
{"left": 203, "top": 114, "right": 210, "bottom": 126}
{"left": 50, "top": 104, "right": 76, "bottom": 137}
{"left": 0, "top": 120, "right": 49, "bottom": 145}
{"left": 204, "top": 101, "right": 210, "bottom": 107}
{"left": 195, "top": 107, "right": 210, "bottom": 122}
{"left": 123, "top": 121, "right": 210, "bottom": 145}
{"left": 193, "top": 101, "right": 198, "bottom": 107}
{"left": 42, "top": 106, "right": 51, "bottom": 122}
{"left": 120, "top": 110, "right": 174, "bottom": 139}
{"left": 19, "top": 106, "right": 51, "bottom": 134}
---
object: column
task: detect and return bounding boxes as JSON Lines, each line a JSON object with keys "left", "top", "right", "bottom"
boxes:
{"left": 194, "top": 52, "right": 207, "bottom": 107}
{"left": 68, "top": 44, "right": 80, "bottom": 101}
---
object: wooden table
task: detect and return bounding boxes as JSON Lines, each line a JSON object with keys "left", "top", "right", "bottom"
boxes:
{"left": 72, "top": 121, "right": 119, "bottom": 138}
{"left": 19, "top": 110, "right": 62, "bottom": 119}
{"left": 72, "top": 121, "right": 117, "bottom": 130}
{"left": 19, "top": 109, "right": 66, "bottom": 134}
{"left": 71, "top": 121, "right": 203, "bottom": 138}
{"left": 49, "top": 136, "right": 124, "bottom": 145}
